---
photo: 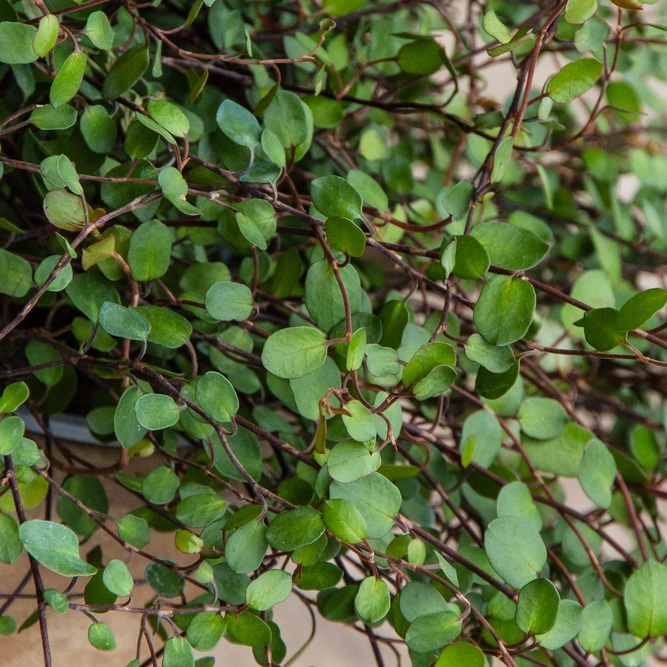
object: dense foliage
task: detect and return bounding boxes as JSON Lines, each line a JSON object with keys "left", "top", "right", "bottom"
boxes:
{"left": 2, "top": 0, "right": 667, "bottom": 665}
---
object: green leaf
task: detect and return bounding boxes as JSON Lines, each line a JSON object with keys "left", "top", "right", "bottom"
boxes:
{"left": 400, "top": 582, "right": 449, "bottom": 622}
{"left": 146, "top": 562, "right": 184, "bottom": 597}
{"left": 0, "top": 513, "right": 23, "bottom": 564}
{"left": 33, "top": 15, "right": 59, "bottom": 57}
{"left": 187, "top": 612, "right": 226, "bottom": 651}
{"left": 102, "top": 559, "right": 134, "bottom": 597}
{"left": 439, "top": 238, "right": 457, "bottom": 279}
{"left": 346, "top": 328, "right": 367, "bottom": 371}
{"left": 579, "top": 439, "right": 616, "bottom": 509}
{"left": 205, "top": 281, "right": 253, "bottom": 321}
{"left": 485, "top": 517, "right": 547, "bottom": 589}
{"left": 235, "top": 198, "right": 276, "bottom": 249}
{"left": 0, "top": 416, "right": 25, "bottom": 455}
{"left": 88, "top": 622, "right": 116, "bottom": 651}
{"left": 0, "top": 382, "right": 29, "bottom": 414}
{"left": 624, "top": 560, "right": 667, "bottom": 638}
{"left": 565, "top": 0, "right": 598, "bottom": 24}
{"left": 43, "top": 589, "right": 68, "bottom": 614}
{"left": 490, "top": 136, "right": 514, "bottom": 183}
{"left": 26, "top": 339, "right": 62, "bottom": 386}
{"left": 403, "top": 342, "right": 456, "bottom": 388}
{"left": 225, "top": 520, "right": 268, "bottom": 573}
{"left": 114, "top": 386, "right": 147, "bottom": 449}
{"left": 85, "top": 11, "right": 114, "bottom": 50}
{"left": 135, "top": 306, "right": 192, "bottom": 349}
{"left": 99, "top": 302, "right": 151, "bottom": 341}
{"left": 406, "top": 611, "right": 461, "bottom": 652}
{"left": 471, "top": 223, "right": 549, "bottom": 271}
{"left": 50, "top": 51, "right": 86, "bottom": 108}
{"left": 575, "top": 307, "right": 627, "bottom": 351}
{"left": 261, "top": 128, "right": 286, "bottom": 167}
{"left": 397, "top": 39, "right": 444, "bottom": 75}
{"left": 436, "top": 644, "right": 485, "bottom": 667}
{"left": 175, "top": 529, "right": 203, "bottom": 554}
{"left": 518, "top": 397, "right": 569, "bottom": 440}
{"left": 0, "top": 22, "right": 37, "bottom": 64}
{"left": 325, "top": 217, "right": 366, "bottom": 257}
{"left": 31, "top": 104, "right": 77, "bottom": 130}
{"left": 163, "top": 636, "right": 194, "bottom": 667}
{"left": 147, "top": 100, "right": 189, "bottom": 139}
{"left": 497, "top": 481, "right": 542, "bottom": 531}
{"left": 444, "top": 180, "right": 474, "bottom": 220}
{"left": 135, "top": 394, "right": 180, "bottom": 430}
{"left": 465, "top": 334, "right": 515, "bottom": 373}
{"left": 328, "top": 440, "right": 381, "bottom": 483}
{"left": 355, "top": 577, "right": 390, "bottom": 623}
{"left": 0, "top": 248, "right": 33, "bottom": 297}
{"left": 246, "top": 570, "right": 292, "bottom": 611}
{"left": 176, "top": 493, "right": 227, "bottom": 527}
{"left": 216, "top": 99, "right": 261, "bottom": 147}
{"left": 128, "top": 219, "right": 172, "bottom": 282}
{"left": 57, "top": 475, "right": 108, "bottom": 538}
{"left": 366, "top": 344, "right": 400, "bottom": 377}
{"left": 158, "top": 166, "right": 188, "bottom": 197}
{"left": 617, "top": 288, "right": 667, "bottom": 330}
{"left": 330, "top": 472, "right": 401, "bottom": 539}
{"left": 117, "top": 514, "right": 150, "bottom": 548}
{"left": 66, "top": 272, "right": 120, "bottom": 322}
{"left": 578, "top": 600, "right": 613, "bottom": 652}
{"left": 196, "top": 372, "right": 238, "bottom": 423}
{"left": 41, "top": 154, "right": 83, "bottom": 195}
{"left": 536, "top": 599, "right": 583, "bottom": 650}
{"left": 410, "top": 543, "right": 432, "bottom": 570}
{"left": 460, "top": 409, "right": 502, "bottom": 468}
{"left": 379, "top": 299, "right": 408, "bottom": 349}
{"left": 18, "top": 520, "right": 97, "bottom": 576}
{"left": 321, "top": 0, "right": 366, "bottom": 17}
{"left": 102, "top": 45, "right": 149, "bottom": 100}
{"left": 262, "top": 326, "right": 328, "bottom": 379}
{"left": 474, "top": 275, "right": 536, "bottom": 345}
{"left": 547, "top": 58, "right": 603, "bottom": 103}
{"left": 263, "top": 90, "right": 309, "bottom": 149}
{"left": 297, "top": 562, "right": 343, "bottom": 591}
{"left": 342, "top": 401, "right": 377, "bottom": 442}
{"left": 34, "top": 255, "right": 73, "bottom": 293}
{"left": 413, "top": 365, "right": 457, "bottom": 400}
{"left": 483, "top": 9, "right": 512, "bottom": 43}
{"left": 225, "top": 611, "right": 271, "bottom": 647}
{"left": 322, "top": 499, "right": 367, "bottom": 543}
{"left": 311, "top": 175, "right": 363, "bottom": 220}
{"left": 306, "top": 259, "right": 361, "bottom": 333}
{"left": 0, "top": 616, "right": 16, "bottom": 635}
{"left": 141, "top": 466, "right": 180, "bottom": 504}
{"left": 125, "top": 119, "right": 159, "bottom": 157}
{"left": 516, "top": 579, "right": 560, "bottom": 635}
{"left": 632, "top": 425, "right": 660, "bottom": 470}
{"left": 347, "top": 170, "right": 388, "bottom": 212}
{"left": 266, "top": 507, "right": 325, "bottom": 551}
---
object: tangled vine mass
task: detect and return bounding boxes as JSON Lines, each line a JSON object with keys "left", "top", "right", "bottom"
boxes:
{"left": 3, "top": 0, "right": 667, "bottom": 665}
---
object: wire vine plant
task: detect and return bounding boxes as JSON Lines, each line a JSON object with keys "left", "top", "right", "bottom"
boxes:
{"left": 1, "top": 0, "right": 667, "bottom": 666}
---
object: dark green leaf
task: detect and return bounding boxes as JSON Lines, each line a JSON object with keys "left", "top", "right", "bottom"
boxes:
{"left": 102, "top": 46, "right": 149, "bottom": 100}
